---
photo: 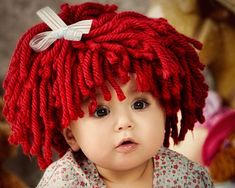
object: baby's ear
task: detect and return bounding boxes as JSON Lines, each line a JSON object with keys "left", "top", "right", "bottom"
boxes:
{"left": 62, "top": 127, "right": 80, "bottom": 152}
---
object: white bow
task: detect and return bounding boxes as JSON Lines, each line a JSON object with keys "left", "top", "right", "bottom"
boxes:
{"left": 29, "top": 7, "right": 93, "bottom": 52}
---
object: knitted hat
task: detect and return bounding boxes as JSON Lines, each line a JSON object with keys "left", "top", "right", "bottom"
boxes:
{"left": 202, "top": 109, "right": 235, "bottom": 166}
{"left": 2, "top": 2, "right": 208, "bottom": 169}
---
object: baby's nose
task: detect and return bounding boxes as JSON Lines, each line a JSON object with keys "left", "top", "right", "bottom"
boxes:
{"left": 115, "top": 123, "right": 133, "bottom": 132}
{"left": 114, "top": 115, "right": 134, "bottom": 132}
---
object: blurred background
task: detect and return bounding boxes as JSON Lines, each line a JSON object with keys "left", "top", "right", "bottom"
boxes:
{"left": 0, "top": 0, "right": 235, "bottom": 187}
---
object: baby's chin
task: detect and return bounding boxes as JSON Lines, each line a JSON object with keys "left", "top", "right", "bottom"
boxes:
{"left": 94, "top": 156, "right": 152, "bottom": 172}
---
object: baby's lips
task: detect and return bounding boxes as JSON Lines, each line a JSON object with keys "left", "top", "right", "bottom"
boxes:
{"left": 115, "top": 137, "right": 137, "bottom": 148}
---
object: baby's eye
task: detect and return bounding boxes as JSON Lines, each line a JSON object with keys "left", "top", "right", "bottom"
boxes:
{"left": 131, "top": 99, "right": 149, "bottom": 110}
{"left": 94, "top": 106, "right": 110, "bottom": 118}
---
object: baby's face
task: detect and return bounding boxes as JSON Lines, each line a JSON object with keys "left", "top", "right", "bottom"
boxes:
{"left": 68, "top": 76, "right": 165, "bottom": 171}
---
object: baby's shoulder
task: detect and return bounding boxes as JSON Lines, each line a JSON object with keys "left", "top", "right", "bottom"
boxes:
{"left": 153, "top": 147, "right": 214, "bottom": 187}
{"left": 154, "top": 147, "right": 198, "bottom": 169}
{"left": 36, "top": 150, "right": 90, "bottom": 188}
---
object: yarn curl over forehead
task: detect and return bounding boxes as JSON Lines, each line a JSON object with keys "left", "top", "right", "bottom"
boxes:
{"left": 3, "top": 2, "right": 208, "bottom": 169}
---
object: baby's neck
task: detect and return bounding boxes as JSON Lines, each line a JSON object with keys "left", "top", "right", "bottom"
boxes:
{"left": 96, "top": 159, "right": 153, "bottom": 188}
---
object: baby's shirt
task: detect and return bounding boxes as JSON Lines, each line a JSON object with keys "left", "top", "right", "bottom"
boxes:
{"left": 37, "top": 147, "right": 214, "bottom": 188}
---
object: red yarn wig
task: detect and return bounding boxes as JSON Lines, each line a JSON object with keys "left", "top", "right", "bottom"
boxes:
{"left": 3, "top": 2, "right": 208, "bottom": 169}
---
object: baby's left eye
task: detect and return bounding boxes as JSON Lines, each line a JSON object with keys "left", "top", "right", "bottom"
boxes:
{"left": 131, "top": 99, "right": 149, "bottom": 110}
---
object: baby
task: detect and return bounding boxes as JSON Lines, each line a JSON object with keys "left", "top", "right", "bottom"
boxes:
{"left": 2, "top": 2, "right": 213, "bottom": 187}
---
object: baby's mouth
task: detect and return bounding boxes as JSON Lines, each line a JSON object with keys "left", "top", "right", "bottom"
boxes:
{"left": 115, "top": 138, "right": 138, "bottom": 153}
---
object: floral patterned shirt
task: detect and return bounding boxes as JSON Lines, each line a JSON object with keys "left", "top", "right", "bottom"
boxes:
{"left": 37, "top": 147, "right": 214, "bottom": 188}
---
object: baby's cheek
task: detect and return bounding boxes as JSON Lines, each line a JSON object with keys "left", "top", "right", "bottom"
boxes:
{"left": 81, "top": 141, "right": 110, "bottom": 165}
{"left": 79, "top": 135, "right": 107, "bottom": 155}
{"left": 145, "top": 126, "right": 164, "bottom": 147}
